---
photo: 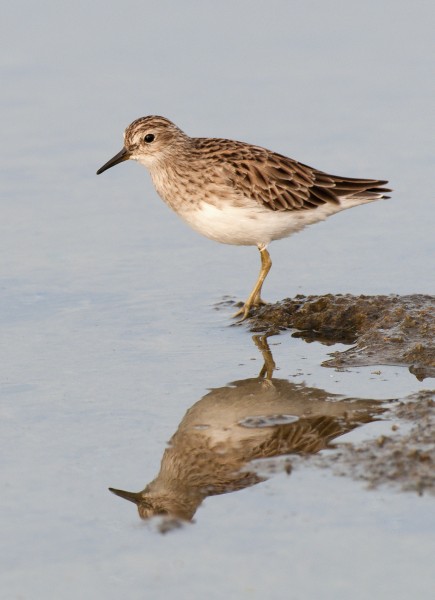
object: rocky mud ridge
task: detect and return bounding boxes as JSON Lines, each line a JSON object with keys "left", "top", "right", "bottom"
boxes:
{"left": 247, "top": 294, "right": 435, "bottom": 380}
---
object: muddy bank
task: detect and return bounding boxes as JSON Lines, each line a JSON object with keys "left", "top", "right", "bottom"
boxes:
{"left": 245, "top": 294, "right": 435, "bottom": 380}
{"left": 293, "top": 390, "right": 435, "bottom": 496}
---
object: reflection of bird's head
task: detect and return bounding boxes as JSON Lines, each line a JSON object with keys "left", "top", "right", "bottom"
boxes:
{"left": 109, "top": 485, "right": 199, "bottom": 522}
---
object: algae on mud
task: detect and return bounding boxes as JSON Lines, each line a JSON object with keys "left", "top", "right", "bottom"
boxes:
{"left": 246, "top": 293, "right": 435, "bottom": 380}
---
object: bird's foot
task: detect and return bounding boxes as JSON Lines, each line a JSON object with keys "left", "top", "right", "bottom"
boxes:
{"left": 232, "top": 298, "right": 268, "bottom": 321}
{"left": 232, "top": 304, "right": 251, "bottom": 321}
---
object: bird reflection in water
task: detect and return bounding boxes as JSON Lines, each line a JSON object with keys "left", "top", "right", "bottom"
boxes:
{"left": 110, "top": 336, "right": 384, "bottom": 524}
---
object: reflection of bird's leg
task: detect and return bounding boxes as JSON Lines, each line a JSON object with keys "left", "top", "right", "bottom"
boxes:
{"left": 253, "top": 334, "right": 276, "bottom": 381}
{"left": 233, "top": 244, "right": 272, "bottom": 320}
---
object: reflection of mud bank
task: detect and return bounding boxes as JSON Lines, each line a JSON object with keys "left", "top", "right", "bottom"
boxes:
{"left": 292, "top": 390, "right": 435, "bottom": 496}
{"left": 246, "top": 294, "right": 435, "bottom": 380}
{"left": 110, "top": 335, "right": 434, "bottom": 530}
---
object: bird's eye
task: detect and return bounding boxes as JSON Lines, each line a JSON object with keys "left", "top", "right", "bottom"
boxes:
{"left": 144, "top": 134, "right": 155, "bottom": 143}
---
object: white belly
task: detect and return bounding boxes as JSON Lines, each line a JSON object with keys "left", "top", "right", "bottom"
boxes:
{"left": 177, "top": 201, "right": 342, "bottom": 246}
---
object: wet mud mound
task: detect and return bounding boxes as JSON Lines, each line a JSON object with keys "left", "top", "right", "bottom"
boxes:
{"left": 248, "top": 294, "right": 435, "bottom": 380}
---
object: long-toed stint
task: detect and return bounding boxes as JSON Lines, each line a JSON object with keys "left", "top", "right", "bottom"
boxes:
{"left": 97, "top": 116, "right": 391, "bottom": 319}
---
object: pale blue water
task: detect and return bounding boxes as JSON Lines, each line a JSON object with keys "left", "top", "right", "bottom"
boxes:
{"left": 1, "top": 1, "right": 434, "bottom": 598}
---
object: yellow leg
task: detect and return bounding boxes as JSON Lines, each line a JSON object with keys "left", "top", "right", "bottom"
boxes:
{"left": 233, "top": 245, "right": 272, "bottom": 320}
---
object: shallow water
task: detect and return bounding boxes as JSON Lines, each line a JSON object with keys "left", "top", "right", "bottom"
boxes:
{"left": 1, "top": 1, "right": 435, "bottom": 598}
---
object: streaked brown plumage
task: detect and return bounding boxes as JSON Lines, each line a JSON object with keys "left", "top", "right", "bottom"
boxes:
{"left": 97, "top": 116, "right": 391, "bottom": 318}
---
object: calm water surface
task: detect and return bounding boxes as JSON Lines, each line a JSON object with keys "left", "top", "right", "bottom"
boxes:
{"left": 1, "top": 1, "right": 434, "bottom": 598}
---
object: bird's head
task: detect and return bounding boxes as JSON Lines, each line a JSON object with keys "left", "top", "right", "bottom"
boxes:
{"left": 97, "top": 115, "right": 189, "bottom": 174}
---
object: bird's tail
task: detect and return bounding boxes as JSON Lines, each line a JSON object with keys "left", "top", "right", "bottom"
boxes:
{"left": 329, "top": 175, "right": 391, "bottom": 204}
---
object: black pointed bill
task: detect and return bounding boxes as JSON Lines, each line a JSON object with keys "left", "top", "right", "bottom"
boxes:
{"left": 96, "top": 147, "right": 130, "bottom": 175}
